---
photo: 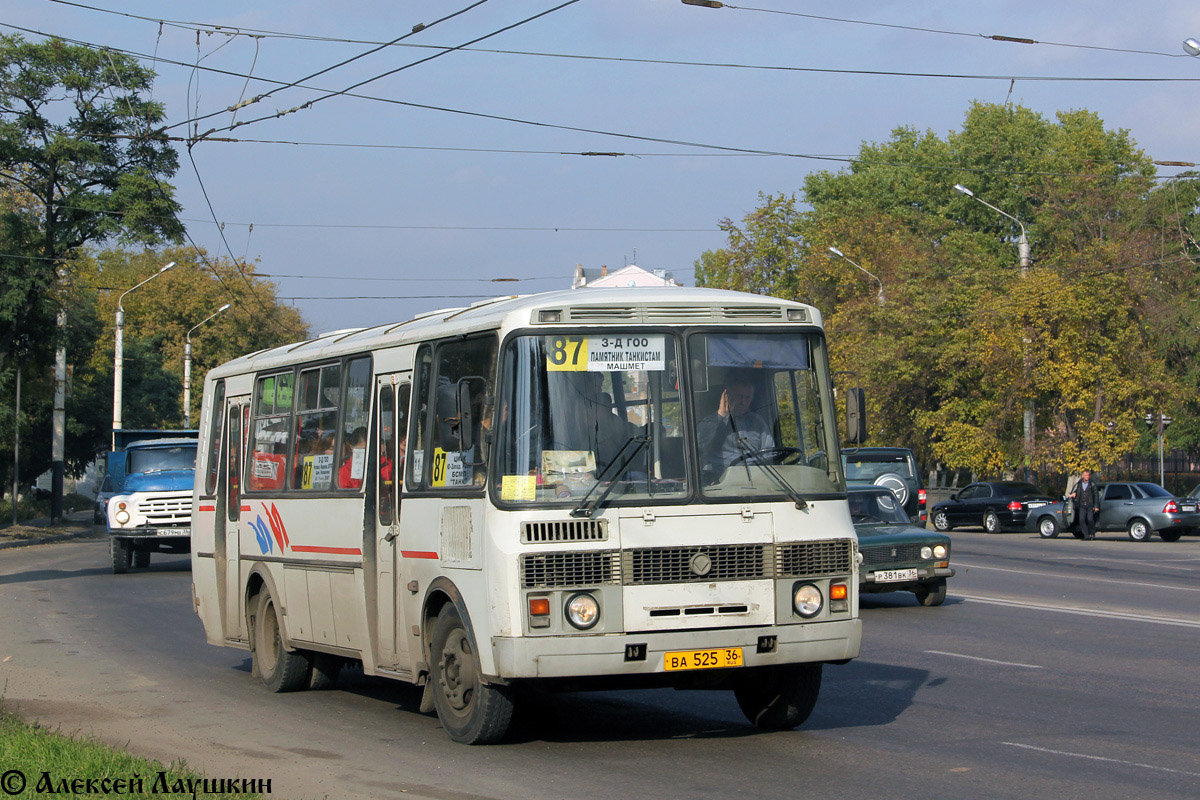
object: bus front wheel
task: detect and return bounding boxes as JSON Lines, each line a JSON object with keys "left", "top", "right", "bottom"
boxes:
{"left": 429, "top": 606, "right": 514, "bottom": 745}
{"left": 733, "top": 662, "right": 822, "bottom": 730}
{"left": 252, "top": 590, "right": 309, "bottom": 693}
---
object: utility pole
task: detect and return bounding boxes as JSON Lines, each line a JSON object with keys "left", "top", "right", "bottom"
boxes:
{"left": 51, "top": 268, "right": 67, "bottom": 523}
{"left": 11, "top": 363, "right": 19, "bottom": 527}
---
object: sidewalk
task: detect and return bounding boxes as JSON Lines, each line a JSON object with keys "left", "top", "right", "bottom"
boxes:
{"left": 0, "top": 512, "right": 103, "bottom": 550}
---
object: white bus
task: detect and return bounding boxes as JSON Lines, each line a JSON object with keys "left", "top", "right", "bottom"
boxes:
{"left": 192, "top": 286, "right": 862, "bottom": 744}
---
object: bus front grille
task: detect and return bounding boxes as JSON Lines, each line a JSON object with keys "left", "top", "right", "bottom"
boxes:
{"left": 521, "top": 551, "right": 620, "bottom": 588}
{"left": 623, "top": 544, "right": 769, "bottom": 585}
{"left": 775, "top": 540, "right": 855, "bottom": 578}
{"left": 521, "top": 519, "right": 608, "bottom": 544}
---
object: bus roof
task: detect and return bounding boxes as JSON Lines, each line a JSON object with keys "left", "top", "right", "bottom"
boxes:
{"left": 207, "top": 286, "right": 822, "bottom": 379}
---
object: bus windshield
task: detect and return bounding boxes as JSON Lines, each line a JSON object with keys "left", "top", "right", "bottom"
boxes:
{"left": 493, "top": 329, "right": 844, "bottom": 507}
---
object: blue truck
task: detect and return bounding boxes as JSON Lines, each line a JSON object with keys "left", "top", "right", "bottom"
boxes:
{"left": 103, "top": 431, "right": 198, "bottom": 574}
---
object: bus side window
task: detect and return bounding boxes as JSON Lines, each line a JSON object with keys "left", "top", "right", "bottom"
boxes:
{"left": 293, "top": 363, "right": 340, "bottom": 491}
{"left": 204, "top": 380, "right": 225, "bottom": 496}
{"left": 248, "top": 372, "right": 292, "bottom": 492}
{"left": 227, "top": 406, "right": 241, "bottom": 523}
{"left": 408, "top": 347, "right": 432, "bottom": 489}
{"left": 336, "top": 357, "right": 372, "bottom": 491}
{"left": 430, "top": 336, "right": 497, "bottom": 490}
{"left": 378, "top": 385, "right": 395, "bottom": 526}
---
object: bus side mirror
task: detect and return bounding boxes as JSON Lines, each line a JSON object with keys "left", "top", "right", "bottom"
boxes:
{"left": 845, "top": 387, "right": 867, "bottom": 446}
{"left": 436, "top": 382, "right": 474, "bottom": 451}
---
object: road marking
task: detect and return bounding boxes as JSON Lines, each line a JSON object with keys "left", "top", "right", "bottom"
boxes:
{"left": 1064, "top": 556, "right": 1200, "bottom": 570}
{"left": 925, "top": 650, "right": 1042, "bottom": 669}
{"left": 955, "top": 592, "right": 1200, "bottom": 629}
{"left": 1002, "top": 742, "right": 1200, "bottom": 779}
{"left": 954, "top": 561, "right": 1200, "bottom": 593}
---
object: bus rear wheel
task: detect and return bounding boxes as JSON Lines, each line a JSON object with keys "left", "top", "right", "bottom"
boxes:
{"left": 429, "top": 606, "right": 514, "bottom": 744}
{"left": 733, "top": 663, "right": 822, "bottom": 730}
{"left": 252, "top": 590, "right": 309, "bottom": 693}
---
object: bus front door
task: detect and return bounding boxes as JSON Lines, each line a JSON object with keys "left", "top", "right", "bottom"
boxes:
{"left": 374, "top": 376, "right": 412, "bottom": 670}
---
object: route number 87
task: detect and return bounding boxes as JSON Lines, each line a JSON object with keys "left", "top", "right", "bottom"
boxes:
{"left": 547, "top": 336, "right": 587, "bottom": 371}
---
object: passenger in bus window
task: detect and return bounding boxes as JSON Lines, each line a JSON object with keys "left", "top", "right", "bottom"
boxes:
{"left": 697, "top": 373, "right": 774, "bottom": 480}
{"left": 338, "top": 426, "right": 368, "bottom": 489}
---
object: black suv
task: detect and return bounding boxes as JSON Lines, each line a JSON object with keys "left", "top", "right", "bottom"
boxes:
{"left": 841, "top": 447, "right": 926, "bottom": 523}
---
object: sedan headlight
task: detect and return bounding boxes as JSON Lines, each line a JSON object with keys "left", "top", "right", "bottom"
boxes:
{"left": 933, "top": 544, "right": 948, "bottom": 559}
{"left": 920, "top": 546, "right": 933, "bottom": 559}
{"left": 792, "top": 583, "right": 823, "bottom": 618}
{"left": 565, "top": 593, "right": 600, "bottom": 630}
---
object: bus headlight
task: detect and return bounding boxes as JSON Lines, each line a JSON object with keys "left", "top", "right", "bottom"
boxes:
{"left": 792, "top": 583, "right": 823, "bottom": 618}
{"left": 565, "top": 593, "right": 600, "bottom": 630}
{"left": 933, "top": 544, "right": 947, "bottom": 559}
{"left": 920, "top": 546, "right": 933, "bottom": 560}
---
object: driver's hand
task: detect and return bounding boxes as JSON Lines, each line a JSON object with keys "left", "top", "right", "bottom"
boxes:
{"left": 717, "top": 389, "right": 731, "bottom": 418}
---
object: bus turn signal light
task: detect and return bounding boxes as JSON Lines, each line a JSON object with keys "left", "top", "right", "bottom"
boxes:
{"left": 529, "top": 596, "right": 551, "bottom": 628}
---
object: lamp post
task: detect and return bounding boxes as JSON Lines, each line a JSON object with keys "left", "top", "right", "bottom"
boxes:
{"left": 1184, "top": 38, "right": 1200, "bottom": 56}
{"left": 183, "top": 303, "right": 231, "bottom": 428}
{"left": 113, "top": 262, "right": 175, "bottom": 447}
{"left": 827, "top": 247, "right": 885, "bottom": 306}
{"left": 1144, "top": 412, "right": 1172, "bottom": 487}
{"left": 954, "top": 184, "right": 1034, "bottom": 479}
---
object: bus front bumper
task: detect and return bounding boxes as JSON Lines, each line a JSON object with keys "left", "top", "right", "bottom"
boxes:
{"left": 490, "top": 618, "right": 861, "bottom": 680}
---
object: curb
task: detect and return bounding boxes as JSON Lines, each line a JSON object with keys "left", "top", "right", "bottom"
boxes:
{"left": 0, "top": 524, "right": 105, "bottom": 551}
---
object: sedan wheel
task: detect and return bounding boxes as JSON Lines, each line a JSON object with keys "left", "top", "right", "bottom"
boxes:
{"left": 1037, "top": 516, "right": 1059, "bottom": 539}
{"left": 983, "top": 511, "right": 1001, "bottom": 534}
{"left": 932, "top": 511, "right": 952, "bottom": 532}
{"left": 1159, "top": 530, "right": 1182, "bottom": 543}
{"left": 1127, "top": 518, "right": 1151, "bottom": 542}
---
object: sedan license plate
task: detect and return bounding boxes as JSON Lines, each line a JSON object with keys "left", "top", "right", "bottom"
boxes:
{"left": 663, "top": 647, "right": 743, "bottom": 672}
{"left": 1180, "top": 504, "right": 1197, "bottom": 512}
{"left": 873, "top": 568, "right": 918, "bottom": 583}
{"left": 155, "top": 527, "right": 189, "bottom": 536}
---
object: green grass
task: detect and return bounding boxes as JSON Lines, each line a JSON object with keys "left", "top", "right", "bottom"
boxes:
{"left": 0, "top": 705, "right": 265, "bottom": 799}
{"left": 0, "top": 492, "right": 93, "bottom": 524}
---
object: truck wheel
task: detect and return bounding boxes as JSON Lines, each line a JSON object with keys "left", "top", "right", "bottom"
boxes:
{"left": 308, "top": 653, "right": 342, "bottom": 690}
{"left": 252, "top": 590, "right": 310, "bottom": 692}
{"left": 110, "top": 538, "right": 131, "bottom": 574}
{"left": 915, "top": 578, "right": 947, "bottom": 607}
{"left": 1037, "top": 516, "right": 1060, "bottom": 539}
{"left": 734, "top": 663, "right": 822, "bottom": 729}
{"left": 133, "top": 549, "right": 150, "bottom": 569}
{"left": 429, "top": 606, "right": 514, "bottom": 744}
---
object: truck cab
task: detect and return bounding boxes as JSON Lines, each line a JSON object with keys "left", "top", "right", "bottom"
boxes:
{"left": 106, "top": 437, "right": 198, "bottom": 573}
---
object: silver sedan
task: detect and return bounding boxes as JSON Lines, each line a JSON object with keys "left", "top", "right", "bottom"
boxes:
{"left": 1028, "top": 482, "right": 1200, "bottom": 542}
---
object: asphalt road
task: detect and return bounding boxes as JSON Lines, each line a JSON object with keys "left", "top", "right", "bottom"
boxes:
{"left": 1, "top": 528, "right": 1198, "bottom": 800}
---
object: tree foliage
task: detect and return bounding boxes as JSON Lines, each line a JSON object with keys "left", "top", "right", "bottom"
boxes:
{"left": 696, "top": 102, "right": 1199, "bottom": 478}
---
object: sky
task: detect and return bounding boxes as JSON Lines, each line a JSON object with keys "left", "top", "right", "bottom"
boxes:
{"left": 7, "top": 0, "right": 1200, "bottom": 334}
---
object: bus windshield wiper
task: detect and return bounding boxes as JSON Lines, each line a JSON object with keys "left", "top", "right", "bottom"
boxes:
{"left": 733, "top": 438, "right": 809, "bottom": 510}
{"left": 570, "top": 435, "right": 650, "bottom": 519}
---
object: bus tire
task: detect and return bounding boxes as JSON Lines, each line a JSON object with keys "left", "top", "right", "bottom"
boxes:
{"left": 133, "top": 549, "right": 151, "bottom": 569}
{"left": 253, "top": 590, "right": 310, "bottom": 693}
{"left": 308, "top": 653, "right": 341, "bottom": 690}
{"left": 429, "top": 606, "right": 514, "bottom": 745}
{"left": 733, "top": 662, "right": 822, "bottom": 730}
{"left": 110, "top": 538, "right": 131, "bottom": 574}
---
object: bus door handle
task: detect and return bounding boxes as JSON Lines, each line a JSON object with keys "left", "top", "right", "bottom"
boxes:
{"left": 383, "top": 529, "right": 398, "bottom": 542}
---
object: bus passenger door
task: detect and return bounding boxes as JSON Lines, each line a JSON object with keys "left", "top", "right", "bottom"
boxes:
{"left": 223, "top": 399, "right": 247, "bottom": 636}
{"left": 375, "top": 376, "right": 411, "bottom": 668}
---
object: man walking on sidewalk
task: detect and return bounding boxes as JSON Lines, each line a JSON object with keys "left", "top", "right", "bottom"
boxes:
{"left": 1069, "top": 469, "right": 1101, "bottom": 540}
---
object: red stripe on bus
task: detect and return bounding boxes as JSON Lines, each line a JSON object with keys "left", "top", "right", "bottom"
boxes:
{"left": 198, "top": 505, "right": 215, "bottom": 512}
{"left": 401, "top": 550, "right": 439, "bottom": 560}
{"left": 240, "top": 505, "right": 251, "bottom": 512}
{"left": 291, "top": 546, "right": 363, "bottom": 555}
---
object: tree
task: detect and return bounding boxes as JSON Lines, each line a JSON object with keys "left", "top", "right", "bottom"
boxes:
{"left": 696, "top": 102, "right": 1197, "bottom": 479}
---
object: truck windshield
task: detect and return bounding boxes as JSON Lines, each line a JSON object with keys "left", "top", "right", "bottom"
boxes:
{"left": 493, "top": 333, "right": 687, "bottom": 506}
{"left": 128, "top": 445, "right": 197, "bottom": 474}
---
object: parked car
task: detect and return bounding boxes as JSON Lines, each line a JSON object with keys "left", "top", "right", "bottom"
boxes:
{"left": 842, "top": 447, "right": 926, "bottom": 523}
{"left": 1030, "top": 482, "right": 1200, "bottom": 542}
{"left": 850, "top": 487, "right": 953, "bottom": 606}
{"left": 93, "top": 474, "right": 119, "bottom": 525}
{"left": 930, "top": 481, "right": 1058, "bottom": 533}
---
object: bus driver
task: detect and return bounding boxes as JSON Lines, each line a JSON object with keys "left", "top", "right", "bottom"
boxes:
{"left": 698, "top": 374, "right": 774, "bottom": 480}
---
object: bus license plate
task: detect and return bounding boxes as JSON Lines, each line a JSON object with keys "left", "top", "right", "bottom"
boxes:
{"left": 155, "top": 528, "right": 189, "bottom": 536}
{"left": 663, "top": 647, "right": 743, "bottom": 672}
{"left": 873, "top": 568, "right": 917, "bottom": 583}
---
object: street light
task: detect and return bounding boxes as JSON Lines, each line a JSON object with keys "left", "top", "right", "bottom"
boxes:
{"left": 1144, "top": 412, "right": 1173, "bottom": 487}
{"left": 183, "top": 303, "right": 231, "bottom": 428}
{"left": 954, "top": 183, "right": 1034, "bottom": 479}
{"left": 113, "top": 261, "right": 175, "bottom": 447}
{"left": 953, "top": 184, "right": 1030, "bottom": 275}
{"left": 827, "top": 247, "right": 885, "bottom": 306}
{"left": 1184, "top": 38, "right": 1200, "bottom": 56}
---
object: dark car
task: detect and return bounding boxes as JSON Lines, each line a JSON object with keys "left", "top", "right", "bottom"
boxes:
{"left": 1029, "top": 482, "right": 1200, "bottom": 542}
{"left": 93, "top": 474, "right": 119, "bottom": 525}
{"left": 851, "top": 487, "right": 954, "bottom": 606}
{"left": 842, "top": 447, "right": 926, "bottom": 523}
{"left": 930, "top": 481, "right": 1058, "bottom": 533}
